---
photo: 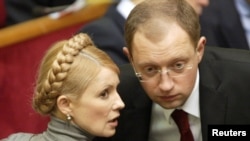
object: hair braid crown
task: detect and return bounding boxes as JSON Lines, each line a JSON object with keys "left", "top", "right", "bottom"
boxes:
{"left": 33, "top": 33, "right": 94, "bottom": 115}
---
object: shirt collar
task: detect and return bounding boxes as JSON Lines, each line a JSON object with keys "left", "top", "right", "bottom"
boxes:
{"left": 164, "top": 69, "right": 200, "bottom": 123}
{"left": 182, "top": 69, "right": 200, "bottom": 118}
{"left": 117, "top": 0, "right": 136, "bottom": 19}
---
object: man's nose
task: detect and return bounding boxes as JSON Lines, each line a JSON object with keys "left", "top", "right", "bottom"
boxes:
{"left": 158, "top": 73, "right": 174, "bottom": 91}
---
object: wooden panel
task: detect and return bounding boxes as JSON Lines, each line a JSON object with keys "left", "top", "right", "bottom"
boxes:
{"left": 0, "top": 2, "right": 111, "bottom": 48}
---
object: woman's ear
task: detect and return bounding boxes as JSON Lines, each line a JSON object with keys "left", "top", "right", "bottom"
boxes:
{"left": 57, "top": 95, "right": 72, "bottom": 115}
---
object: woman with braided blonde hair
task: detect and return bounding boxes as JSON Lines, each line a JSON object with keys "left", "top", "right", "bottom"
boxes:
{"left": 2, "top": 33, "right": 125, "bottom": 141}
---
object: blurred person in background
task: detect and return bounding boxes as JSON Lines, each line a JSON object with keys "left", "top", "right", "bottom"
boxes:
{"left": 186, "top": 0, "right": 209, "bottom": 15}
{"left": 200, "top": 0, "right": 250, "bottom": 50}
{"left": 77, "top": 0, "right": 145, "bottom": 65}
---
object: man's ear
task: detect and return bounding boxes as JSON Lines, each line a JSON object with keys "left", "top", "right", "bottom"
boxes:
{"left": 123, "top": 47, "right": 132, "bottom": 61}
{"left": 57, "top": 95, "right": 72, "bottom": 115}
{"left": 196, "top": 36, "right": 206, "bottom": 63}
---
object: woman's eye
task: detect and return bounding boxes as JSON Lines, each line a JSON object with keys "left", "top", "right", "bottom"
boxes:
{"left": 100, "top": 90, "right": 109, "bottom": 99}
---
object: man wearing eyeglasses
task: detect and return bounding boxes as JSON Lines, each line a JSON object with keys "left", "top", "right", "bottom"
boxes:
{"left": 93, "top": 0, "right": 250, "bottom": 141}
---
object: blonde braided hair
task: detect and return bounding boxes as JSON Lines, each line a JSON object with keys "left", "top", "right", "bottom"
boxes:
{"left": 33, "top": 33, "right": 118, "bottom": 115}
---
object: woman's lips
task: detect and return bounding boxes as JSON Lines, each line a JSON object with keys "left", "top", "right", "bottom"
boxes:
{"left": 108, "top": 115, "right": 120, "bottom": 127}
{"left": 108, "top": 118, "right": 118, "bottom": 127}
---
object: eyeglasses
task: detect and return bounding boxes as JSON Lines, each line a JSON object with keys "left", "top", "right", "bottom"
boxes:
{"left": 132, "top": 62, "right": 193, "bottom": 83}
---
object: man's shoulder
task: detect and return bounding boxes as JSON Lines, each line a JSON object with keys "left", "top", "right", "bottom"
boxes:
{"left": 204, "top": 46, "right": 250, "bottom": 63}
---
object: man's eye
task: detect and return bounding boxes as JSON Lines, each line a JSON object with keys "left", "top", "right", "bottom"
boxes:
{"left": 143, "top": 66, "right": 157, "bottom": 75}
{"left": 174, "top": 62, "right": 185, "bottom": 69}
{"left": 100, "top": 90, "right": 109, "bottom": 99}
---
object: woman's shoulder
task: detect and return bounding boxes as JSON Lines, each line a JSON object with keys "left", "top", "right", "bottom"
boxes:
{"left": 1, "top": 133, "right": 34, "bottom": 141}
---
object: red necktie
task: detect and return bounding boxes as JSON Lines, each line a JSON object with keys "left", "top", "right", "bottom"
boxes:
{"left": 171, "top": 109, "right": 194, "bottom": 141}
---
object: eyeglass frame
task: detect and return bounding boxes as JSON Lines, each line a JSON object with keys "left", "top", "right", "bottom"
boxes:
{"left": 131, "top": 60, "right": 194, "bottom": 83}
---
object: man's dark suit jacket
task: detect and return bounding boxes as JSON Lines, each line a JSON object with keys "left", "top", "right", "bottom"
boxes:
{"left": 77, "top": 3, "right": 129, "bottom": 65}
{"left": 200, "top": 0, "right": 249, "bottom": 50}
{"left": 94, "top": 46, "right": 250, "bottom": 141}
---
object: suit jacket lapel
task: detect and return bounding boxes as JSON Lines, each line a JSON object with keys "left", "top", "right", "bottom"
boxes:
{"left": 199, "top": 48, "right": 228, "bottom": 141}
{"left": 199, "top": 83, "right": 227, "bottom": 141}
